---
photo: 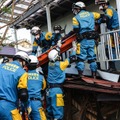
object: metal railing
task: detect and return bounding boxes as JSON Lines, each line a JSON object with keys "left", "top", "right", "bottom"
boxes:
{"left": 96, "top": 29, "right": 120, "bottom": 62}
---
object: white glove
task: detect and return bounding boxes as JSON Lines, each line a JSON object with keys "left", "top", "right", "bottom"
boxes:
{"left": 57, "top": 40, "right": 62, "bottom": 48}
{"left": 72, "top": 41, "right": 77, "bottom": 51}
{"left": 27, "top": 106, "right": 32, "bottom": 115}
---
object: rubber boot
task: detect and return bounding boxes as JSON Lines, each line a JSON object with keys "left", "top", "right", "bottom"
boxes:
{"left": 92, "top": 71, "right": 97, "bottom": 79}
{"left": 78, "top": 70, "right": 84, "bottom": 78}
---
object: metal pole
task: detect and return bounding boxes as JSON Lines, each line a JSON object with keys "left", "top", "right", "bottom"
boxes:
{"left": 46, "top": 4, "right": 52, "bottom": 32}
{"left": 116, "top": 0, "right": 120, "bottom": 26}
{"left": 13, "top": 26, "right": 18, "bottom": 52}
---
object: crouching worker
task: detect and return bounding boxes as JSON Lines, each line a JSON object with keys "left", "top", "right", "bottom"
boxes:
{"left": 46, "top": 40, "right": 77, "bottom": 120}
{"left": 26, "top": 55, "right": 47, "bottom": 120}
{"left": 0, "top": 51, "right": 30, "bottom": 120}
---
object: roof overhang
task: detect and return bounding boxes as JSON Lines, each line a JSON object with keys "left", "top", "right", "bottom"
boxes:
{"left": 11, "top": 0, "right": 74, "bottom": 29}
{"left": 0, "top": 0, "right": 94, "bottom": 29}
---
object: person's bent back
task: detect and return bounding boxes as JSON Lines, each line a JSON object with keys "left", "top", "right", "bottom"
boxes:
{"left": 0, "top": 51, "right": 29, "bottom": 120}
{"left": 27, "top": 55, "right": 47, "bottom": 120}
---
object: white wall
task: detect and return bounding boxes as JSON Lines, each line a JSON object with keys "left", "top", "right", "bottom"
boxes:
{"left": 42, "top": 13, "right": 74, "bottom": 34}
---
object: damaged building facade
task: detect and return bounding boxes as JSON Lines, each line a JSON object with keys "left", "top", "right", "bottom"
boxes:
{"left": 0, "top": 0, "right": 120, "bottom": 120}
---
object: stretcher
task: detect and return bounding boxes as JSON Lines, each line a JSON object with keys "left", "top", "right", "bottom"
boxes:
{"left": 37, "top": 34, "right": 76, "bottom": 66}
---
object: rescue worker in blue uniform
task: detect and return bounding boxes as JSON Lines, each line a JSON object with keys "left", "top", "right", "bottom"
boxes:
{"left": 31, "top": 26, "right": 53, "bottom": 76}
{"left": 51, "top": 25, "right": 63, "bottom": 46}
{"left": 96, "top": 0, "right": 120, "bottom": 72}
{"left": 26, "top": 55, "right": 46, "bottom": 120}
{"left": 46, "top": 40, "right": 77, "bottom": 120}
{"left": 0, "top": 51, "right": 30, "bottom": 120}
{"left": 31, "top": 26, "right": 53, "bottom": 54}
{"left": 72, "top": 1, "right": 101, "bottom": 78}
{"left": 96, "top": 0, "right": 119, "bottom": 31}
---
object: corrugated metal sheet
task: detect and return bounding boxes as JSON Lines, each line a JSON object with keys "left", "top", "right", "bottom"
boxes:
{"left": 64, "top": 76, "right": 120, "bottom": 94}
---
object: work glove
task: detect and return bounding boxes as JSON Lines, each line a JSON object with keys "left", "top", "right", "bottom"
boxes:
{"left": 27, "top": 106, "right": 32, "bottom": 115}
{"left": 57, "top": 39, "right": 62, "bottom": 48}
{"left": 70, "top": 41, "right": 77, "bottom": 57}
{"left": 100, "top": 14, "right": 109, "bottom": 23}
{"left": 69, "top": 41, "right": 77, "bottom": 63}
{"left": 72, "top": 41, "right": 77, "bottom": 52}
{"left": 55, "top": 39, "right": 62, "bottom": 52}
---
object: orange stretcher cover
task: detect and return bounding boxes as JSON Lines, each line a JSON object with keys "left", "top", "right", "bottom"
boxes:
{"left": 37, "top": 34, "right": 76, "bottom": 66}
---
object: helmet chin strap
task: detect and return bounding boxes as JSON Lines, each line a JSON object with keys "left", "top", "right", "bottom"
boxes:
{"left": 51, "top": 56, "right": 61, "bottom": 62}
{"left": 73, "top": 10, "right": 78, "bottom": 15}
{"left": 19, "top": 60, "right": 26, "bottom": 68}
